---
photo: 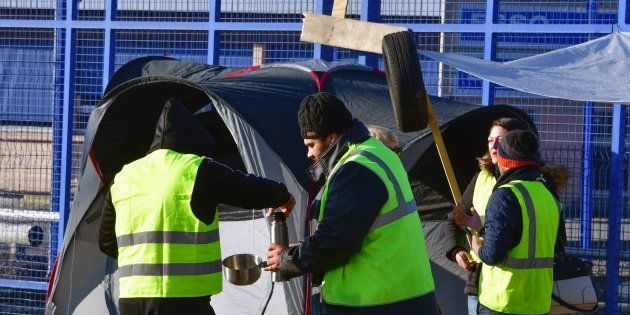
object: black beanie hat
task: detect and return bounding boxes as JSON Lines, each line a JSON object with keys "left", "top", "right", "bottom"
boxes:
{"left": 497, "top": 129, "right": 542, "bottom": 168}
{"left": 298, "top": 92, "right": 354, "bottom": 139}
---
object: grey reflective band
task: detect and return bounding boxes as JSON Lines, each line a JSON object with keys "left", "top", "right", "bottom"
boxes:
{"left": 371, "top": 200, "right": 417, "bottom": 231}
{"left": 118, "top": 260, "right": 223, "bottom": 277}
{"left": 349, "top": 150, "right": 417, "bottom": 231}
{"left": 117, "top": 230, "right": 220, "bottom": 247}
{"left": 503, "top": 257, "right": 554, "bottom": 269}
{"left": 502, "top": 183, "right": 553, "bottom": 270}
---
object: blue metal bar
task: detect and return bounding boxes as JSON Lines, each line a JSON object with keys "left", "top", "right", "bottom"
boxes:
{"left": 111, "top": 0, "right": 118, "bottom": 20}
{"left": 0, "top": 20, "right": 625, "bottom": 33}
{"left": 50, "top": 0, "right": 66, "bottom": 272}
{"left": 207, "top": 0, "right": 219, "bottom": 65}
{"left": 314, "top": 0, "right": 334, "bottom": 61}
{"left": 481, "top": 0, "right": 497, "bottom": 106}
{"left": 70, "top": 0, "right": 78, "bottom": 20}
{"left": 605, "top": 104, "right": 626, "bottom": 315}
{"left": 207, "top": 30, "right": 219, "bottom": 65}
{"left": 102, "top": 0, "right": 114, "bottom": 92}
{"left": 581, "top": 102, "right": 594, "bottom": 249}
{"left": 624, "top": 0, "right": 629, "bottom": 25}
{"left": 360, "top": 0, "right": 381, "bottom": 68}
{"left": 566, "top": 246, "right": 630, "bottom": 262}
{"left": 580, "top": 15, "right": 598, "bottom": 250}
{"left": 56, "top": 27, "right": 76, "bottom": 252}
{"left": 0, "top": 279, "right": 48, "bottom": 291}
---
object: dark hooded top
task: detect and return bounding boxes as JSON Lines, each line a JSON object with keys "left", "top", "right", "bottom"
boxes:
{"left": 98, "top": 98, "right": 290, "bottom": 259}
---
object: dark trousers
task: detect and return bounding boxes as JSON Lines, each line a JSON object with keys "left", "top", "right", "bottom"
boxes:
{"left": 317, "top": 291, "right": 439, "bottom": 315}
{"left": 477, "top": 303, "right": 547, "bottom": 315}
{"left": 119, "top": 296, "right": 214, "bottom": 315}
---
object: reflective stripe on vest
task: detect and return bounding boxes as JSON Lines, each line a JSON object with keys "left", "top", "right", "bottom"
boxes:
{"left": 112, "top": 149, "right": 222, "bottom": 298}
{"left": 358, "top": 150, "right": 418, "bottom": 231}
{"left": 502, "top": 183, "right": 554, "bottom": 269}
{"left": 118, "top": 260, "right": 223, "bottom": 277}
{"left": 318, "top": 137, "right": 435, "bottom": 306}
{"left": 117, "top": 230, "right": 220, "bottom": 247}
{"left": 478, "top": 180, "right": 559, "bottom": 314}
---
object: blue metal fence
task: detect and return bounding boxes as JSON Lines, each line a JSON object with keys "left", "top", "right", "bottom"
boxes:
{"left": 0, "top": 0, "right": 628, "bottom": 313}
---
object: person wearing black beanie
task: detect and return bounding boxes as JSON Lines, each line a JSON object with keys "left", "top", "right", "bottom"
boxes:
{"left": 266, "top": 92, "right": 439, "bottom": 314}
{"left": 455, "top": 129, "right": 563, "bottom": 315}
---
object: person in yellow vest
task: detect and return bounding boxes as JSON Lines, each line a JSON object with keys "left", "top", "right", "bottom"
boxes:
{"left": 265, "top": 92, "right": 438, "bottom": 314}
{"left": 98, "top": 98, "right": 295, "bottom": 315}
{"left": 444, "top": 118, "right": 532, "bottom": 314}
{"left": 456, "top": 129, "right": 561, "bottom": 314}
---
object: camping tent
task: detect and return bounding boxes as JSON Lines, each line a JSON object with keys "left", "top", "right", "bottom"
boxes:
{"left": 46, "top": 57, "right": 533, "bottom": 315}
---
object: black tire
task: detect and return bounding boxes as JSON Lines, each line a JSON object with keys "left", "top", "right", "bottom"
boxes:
{"left": 382, "top": 31, "right": 429, "bottom": 132}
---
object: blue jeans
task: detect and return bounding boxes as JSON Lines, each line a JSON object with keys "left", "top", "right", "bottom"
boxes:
{"left": 468, "top": 295, "right": 479, "bottom": 315}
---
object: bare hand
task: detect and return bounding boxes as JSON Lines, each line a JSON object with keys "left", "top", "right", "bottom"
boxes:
{"left": 266, "top": 194, "right": 296, "bottom": 217}
{"left": 264, "top": 243, "right": 285, "bottom": 271}
{"left": 454, "top": 206, "right": 482, "bottom": 232}
{"left": 454, "top": 250, "right": 475, "bottom": 271}
{"left": 471, "top": 234, "right": 483, "bottom": 256}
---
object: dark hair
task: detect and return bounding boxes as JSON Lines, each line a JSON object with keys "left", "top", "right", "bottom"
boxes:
{"left": 298, "top": 92, "right": 354, "bottom": 139}
{"left": 477, "top": 118, "right": 532, "bottom": 171}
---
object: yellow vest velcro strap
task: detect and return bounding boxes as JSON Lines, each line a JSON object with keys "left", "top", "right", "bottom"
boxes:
{"left": 511, "top": 183, "right": 537, "bottom": 260}
{"left": 118, "top": 260, "right": 223, "bottom": 277}
{"left": 117, "top": 230, "right": 220, "bottom": 247}
{"left": 503, "top": 257, "right": 554, "bottom": 269}
{"left": 351, "top": 150, "right": 418, "bottom": 231}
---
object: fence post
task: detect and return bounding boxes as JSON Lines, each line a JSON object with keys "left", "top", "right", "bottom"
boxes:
{"left": 313, "top": 0, "right": 334, "bottom": 61}
{"left": 605, "top": 104, "right": 626, "bottom": 314}
{"left": 481, "top": 0, "right": 497, "bottom": 106}
{"left": 359, "top": 0, "right": 381, "bottom": 68}
{"left": 581, "top": 102, "right": 594, "bottom": 249}
{"left": 51, "top": 0, "right": 76, "bottom": 262}
{"left": 207, "top": 0, "right": 220, "bottom": 65}
{"left": 102, "top": 0, "right": 116, "bottom": 91}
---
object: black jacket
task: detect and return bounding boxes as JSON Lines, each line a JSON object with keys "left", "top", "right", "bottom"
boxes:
{"left": 98, "top": 98, "right": 289, "bottom": 259}
{"left": 444, "top": 166, "right": 566, "bottom": 295}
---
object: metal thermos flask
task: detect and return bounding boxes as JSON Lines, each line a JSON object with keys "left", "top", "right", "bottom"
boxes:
{"left": 271, "top": 211, "right": 289, "bottom": 282}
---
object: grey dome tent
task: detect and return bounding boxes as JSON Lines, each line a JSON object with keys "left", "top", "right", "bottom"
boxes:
{"left": 45, "top": 57, "right": 534, "bottom": 315}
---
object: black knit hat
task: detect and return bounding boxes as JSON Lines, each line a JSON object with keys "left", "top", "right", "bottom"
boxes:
{"left": 497, "top": 129, "right": 541, "bottom": 168}
{"left": 298, "top": 92, "right": 354, "bottom": 139}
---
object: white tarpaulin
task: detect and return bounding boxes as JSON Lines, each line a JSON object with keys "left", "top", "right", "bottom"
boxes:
{"left": 419, "top": 32, "right": 630, "bottom": 103}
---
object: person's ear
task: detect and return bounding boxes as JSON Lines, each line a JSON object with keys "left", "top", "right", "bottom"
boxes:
{"left": 326, "top": 133, "right": 339, "bottom": 144}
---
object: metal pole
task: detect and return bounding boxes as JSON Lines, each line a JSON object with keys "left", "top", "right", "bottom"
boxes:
{"left": 605, "top": 104, "right": 626, "bottom": 314}
{"left": 51, "top": 0, "right": 76, "bottom": 265}
{"left": 581, "top": 101, "right": 594, "bottom": 249}
{"left": 207, "top": 0, "right": 220, "bottom": 65}
{"left": 313, "top": 0, "right": 334, "bottom": 61}
{"left": 581, "top": 0, "right": 598, "bottom": 250}
{"left": 481, "top": 0, "right": 497, "bottom": 106}
{"left": 359, "top": 0, "right": 381, "bottom": 68}
{"left": 102, "top": 0, "right": 115, "bottom": 92}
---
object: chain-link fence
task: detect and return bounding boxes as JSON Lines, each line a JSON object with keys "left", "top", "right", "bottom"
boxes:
{"left": 0, "top": 0, "right": 628, "bottom": 313}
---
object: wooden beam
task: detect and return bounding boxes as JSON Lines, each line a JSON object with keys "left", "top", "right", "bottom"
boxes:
{"left": 301, "top": 13, "right": 408, "bottom": 54}
{"left": 331, "top": 0, "right": 348, "bottom": 18}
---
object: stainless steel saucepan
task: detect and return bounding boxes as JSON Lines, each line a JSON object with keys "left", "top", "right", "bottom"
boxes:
{"left": 222, "top": 254, "right": 267, "bottom": 286}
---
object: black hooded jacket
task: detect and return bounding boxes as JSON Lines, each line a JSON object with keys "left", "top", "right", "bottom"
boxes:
{"left": 98, "top": 98, "right": 290, "bottom": 259}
